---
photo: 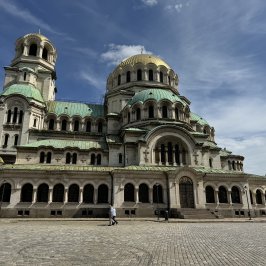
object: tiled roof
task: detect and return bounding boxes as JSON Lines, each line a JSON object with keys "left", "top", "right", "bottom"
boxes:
{"left": 190, "top": 112, "right": 209, "bottom": 126}
{"left": 20, "top": 139, "right": 107, "bottom": 150}
{"left": 0, "top": 84, "right": 44, "bottom": 103}
{"left": 126, "top": 89, "right": 186, "bottom": 106}
{"left": 47, "top": 101, "right": 104, "bottom": 118}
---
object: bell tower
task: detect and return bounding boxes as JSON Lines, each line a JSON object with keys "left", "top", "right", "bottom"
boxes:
{"left": 3, "top": 33, "right": 57, "bottom": 101}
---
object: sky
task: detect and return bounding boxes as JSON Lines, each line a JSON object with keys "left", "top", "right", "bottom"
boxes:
{"left": 0, "top": 0, "right": 265, "bottom": 176}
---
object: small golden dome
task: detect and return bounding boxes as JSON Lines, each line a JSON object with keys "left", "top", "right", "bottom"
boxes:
{"left": 118, "top": 54, "right": 171, "bottom": 69}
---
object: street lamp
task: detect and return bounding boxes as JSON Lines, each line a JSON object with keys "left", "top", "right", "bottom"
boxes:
{"left": 0, "top": 179, "right": 7, "bottom": 218}
{"left": 244, "top": 185, "right": 252, "bottom": 220}
{"left": 155, "top": 183, "right": 159, "bottom": 221}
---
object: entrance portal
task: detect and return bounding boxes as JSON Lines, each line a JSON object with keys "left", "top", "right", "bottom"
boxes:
{"left": 179, "top": 177, "right": 195, "bottom": 208}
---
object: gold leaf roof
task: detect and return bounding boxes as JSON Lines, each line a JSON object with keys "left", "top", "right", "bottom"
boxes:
{"left": 118, "top": 54, "right": 171, "bottom": 69}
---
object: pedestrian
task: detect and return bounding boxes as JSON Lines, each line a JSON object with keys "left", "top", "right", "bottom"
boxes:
{"left": 108, "top": 205, "right": 118, "bottom": 225}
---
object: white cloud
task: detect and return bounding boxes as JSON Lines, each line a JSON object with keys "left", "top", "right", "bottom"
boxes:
{"left": 101, "top": 44, "right": 152, "bottom": 65}
{"left": 79, "top": 71, "right": 105, "bottom": 90}
{"left": 141, "top": 0, "right": 158, "bottom": 7}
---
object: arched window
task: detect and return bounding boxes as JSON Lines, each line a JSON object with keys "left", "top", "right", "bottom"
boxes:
{"left": 159, "top": 71, "right": 163, "bottom": 83}
{"left": 48, "top": 119, "right": 55, "bottom": 130}
{"left": 86, "top": 121, "right": 91, "bottom": 132}
{"left": 68, "top": 184, "right": 79, "bottom": 202}
{"left": 118, "top": 74, "right": 121, "bottom": 85}
{"left": 97, "top": 184, "right": 108, "bottom": 203}
{"left": 162, "top": 106, "right": 168, "bottom": 118}
{"left": 148, "top": 105, "right": 154, "bottom": 118}
{"left": 228, "top": 161, "right": 232, "bottom": 170}
{"left": 231, "top": 186, "right": 240, "bottom": 203}
{"left": 52, "top": 184, "right": 64, "bottom": 202}
{"left": 124, "top": 183, "right": 135, "bottom": 202}
{"left": 29, "top": 43, "right": 37, "bottom": 56}
{"left": 98, "top": 122, "right": 103, "bottom": 133}
{"left": 19, "top": 110, "right": 24, "bottom": 124}
{"left": 37, "top": 183, "right": 49, "bottom": 202}
{"left": 83, "top": 184, "right": 94, "bottom": 203}
{"left": 218, "top": 186, "right": 228, "bottom": 203}
{"left": 42, "top": 47, "right": 48, "bottom": 60}
{"left": 175, "top": 108, "right": 179, "bottom": 120}
{"left": 139, "top": 183, "right": 149, "bottom": 203}
{"left": 168, "top": 76, "right": 171, "bottom": 85}
{"left": 205, "top": 186, "right": 215, "bottom": 203}
{"left": 209, "top": 158, "right": 213, "bottom": 168}
{"left": 7, "top": 110, "right": 11, "bottom": 123}
{"left": 161, "top": 144, "right": 165, "bottom": 164}
{"left": 167, "top": 142, "right": 173, "bottom": 164}
{"left": 46, "top": 152, "right": 52, "bottom": 164}
{"left": 33, "top": 119, "right": 37, "bottom": 127}
{"left": 136, "top": 108, "right": 141, "bottom": 120}
{"left": 14, "top": 135, "right": 19, "bottom": 146}
{"left": 153, "top": 184, "right": 163, "bottom": 203}
{"left": 149, "top": 69, "right": 153, "bottom": 81}
{"left": 21, "top": 183, "right": 33, "bottom": 202}
{"left": 232, "top": 161, "right": 236, "bottom": 170}
{"left": 13, "top": 107, "right": 18, "bottom": 123}
{"left": 119, "top": 153, "right": 123, "bottom": 164}
{"left": 96, "top": 154, "right": 101, "bottom": 165}
{"left": 91, "top": 153, "right": 95, "bottom": 165}
{"left": 174, "top": 144, "right": 180, "bottom": 165}
{"left": 24, "top": 72, "right": 27, "bottom": 81}
{"left": 126, "top": 71, "right": 131, "bottom": 82}
{"left": 127, "top": 112, "right": 130, "bottom": 123}
{"left": 74, "top": 120, "right": 79, "bottom": 132}
{"left": 72, "top": 153, "right": 77, "bottom": 164}
{"left": 3, "top": 134, "right": 9, "bottom": 147}
{"left": 137, "top": 69, "right": 142, "bottom": 81}
{"left": 66, "top": 152, "right": 71, "bottom": 164}
{"left": 256, "top": 190, "right": 263, "bottom": 204}
{"left": 40, "top": 152, "right": 45, "bottom": 163}
{"left": 61, "top": 119, "right": 67, "bottom": 131}
{"left": 0, "top": 182, "right": 11, "bottom": 202}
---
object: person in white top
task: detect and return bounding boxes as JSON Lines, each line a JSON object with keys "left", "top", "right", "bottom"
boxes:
{"left": 109, "top": 205, "right": 118, "bottom": 226}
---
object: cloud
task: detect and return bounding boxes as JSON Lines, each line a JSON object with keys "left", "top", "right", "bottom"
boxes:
{"left": 0, "top": 0, "right": 75, "bottom": 41}
{"left": 101, "top": 44, "right": 152, "bottom": 65}
{"left": 165, "top": 1, "right": 190, "bottom": 12}
{"left": 141, "top": 0, "right": 158, "bottom": 7}
{"left": 79, "top": 71, "right": 105, "bottom": 90}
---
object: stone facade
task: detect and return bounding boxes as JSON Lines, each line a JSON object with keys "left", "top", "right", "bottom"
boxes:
{"left": 0, "top": 33, "right": 265, "bottom": 218}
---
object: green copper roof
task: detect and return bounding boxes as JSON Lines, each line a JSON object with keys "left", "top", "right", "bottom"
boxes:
{"left": 0, "top": 84, "right": 44, "bottom": 103}
{"left": 47, "top": 101, "right": 104, "bottom": 118}
{"left": 20, "top": 139, "right": 107, "bottom": 150}
{"left": 190, "top": 112, "right": 209, "bottom": 126}
{"left": 126, "top": 89, "right": 186, "bottom": 106}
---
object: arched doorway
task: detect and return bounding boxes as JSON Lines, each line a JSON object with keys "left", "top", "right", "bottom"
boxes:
{"left": 179, "top": 177, "right": 194, "bottom": 208}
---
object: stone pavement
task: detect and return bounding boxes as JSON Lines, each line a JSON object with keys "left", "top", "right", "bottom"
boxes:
{"left": 0, "top": 219, "right": 266, "bottom": 265}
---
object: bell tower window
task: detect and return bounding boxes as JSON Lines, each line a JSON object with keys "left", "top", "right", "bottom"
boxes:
{"left": 24, "top": 72, "right": 27, "bottom": 81}
{"left": 118, "top": 74, "right": 121, "bottom": 85}
{"left": 137, "top": 69, "right": 142, "bottom": 81}
{"left": 149, "top": 70, "right": 153, "bottom": 81}
{"left": 148, "top": 106, "right": 154, "bottom": 118}
{"left": 126, "top": 71, "right": 131, "bottom": 82}
{"left": 13, "top": 107, "right": 18, "bottom": 123}
{"left": 29, "top": 44, "right": 37, "bottom": 56}
{"left": 160, "top": 71, "right": 163, "bottom": 83}
{"left": 42, "top": 47, "right": 48, "bottom": 60}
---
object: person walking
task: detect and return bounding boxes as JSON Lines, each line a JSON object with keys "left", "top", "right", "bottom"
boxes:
{"left": 108, "top": 205, "right": 118, "bottom": 225}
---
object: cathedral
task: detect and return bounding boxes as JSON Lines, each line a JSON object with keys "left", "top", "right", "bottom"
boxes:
{"left": 0, "top": 33, "right": 265, "bottom": 219}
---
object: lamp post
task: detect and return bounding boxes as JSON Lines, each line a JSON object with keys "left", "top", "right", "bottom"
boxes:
{"left": 0, "top": 179, "right": 6, "bottom": 218}
{"left": 244, "top": 185, "right": 252, "bottom": 220}
{"left": 155, "top": 183, "right": 159, "bottom": 221}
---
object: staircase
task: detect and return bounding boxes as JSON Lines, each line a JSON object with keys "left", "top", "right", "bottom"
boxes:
{"left": 176, "top": 208, "right": 221, "bottom": 219}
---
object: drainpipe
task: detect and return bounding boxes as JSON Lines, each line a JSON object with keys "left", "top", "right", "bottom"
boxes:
{"left": 109, "top": 171, "right": 114, "bottom": 205}
{"left": 163, "top": 171, "right": 170, "bottom": 211}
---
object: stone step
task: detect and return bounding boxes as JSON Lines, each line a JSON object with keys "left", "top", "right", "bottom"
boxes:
{"left": 177, "top": 209, "right": 219, "bottom": 219}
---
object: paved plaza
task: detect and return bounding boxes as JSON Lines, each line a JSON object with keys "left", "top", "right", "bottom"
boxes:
{"left": 0, "top": 219, "right": 266, "bottom": 265}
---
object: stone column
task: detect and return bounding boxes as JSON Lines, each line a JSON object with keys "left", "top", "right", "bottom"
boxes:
{"left": 158, "top": 149, "right": 162, "bottom": 165}
{"left": 48, "top": 188, "right": 53, "bottom": 203}
{"left": 149, "top": 188, "right": 153, "bottom": 204}
{"left": 165, "top": 150, "right": 168, "bottom": 166}
{"left": 64, "top": 189, "right": 68, "bottom": 203}
{"left": 179, "top": 152, "right": 183, "bottom": 166}
{"left": 94, "top": 189, "right": 98, "bottom": 204}
{"left": 215, "top": 190, "right": 219, "bottom": 205}
{"left": 32, "top": 188, "right": 37, "bottom": 203}
{"left": 228, "top": 190, "right": 232, "bottom": 205}
{"left": 79, "top": 188, "right": 83, "bottom": 203}
{"left": 135, "top": 188, "right": 139, "bottom": 203}
{"left": 173, "top": 149, "right": 177, "bottom": 166}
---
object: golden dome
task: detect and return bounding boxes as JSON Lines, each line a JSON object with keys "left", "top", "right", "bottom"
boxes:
{"left": 118, "top": 54, "right": 171, "bottom": 69}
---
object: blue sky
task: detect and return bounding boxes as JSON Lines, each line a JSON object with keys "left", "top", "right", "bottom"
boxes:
{"left": 0, "top": 0, "right": 266, "bottom": 175}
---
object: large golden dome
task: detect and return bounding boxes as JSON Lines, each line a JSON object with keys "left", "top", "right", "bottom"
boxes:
{"left": 118, "top": 54, "right": 171, "bottom": 69}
